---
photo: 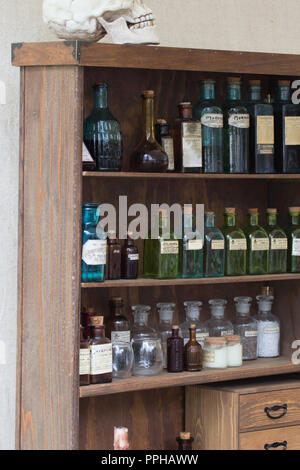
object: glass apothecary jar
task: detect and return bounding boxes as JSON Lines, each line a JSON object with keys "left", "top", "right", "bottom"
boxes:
{"left": 204, "top": 299, "right": 234, "bottom": 337}
{"left": 131, "top": 305, "right": 163, "bottom": 376}
{"left": 157, "top": 303, "right": 175, "bottom": 368}
{"left": 112, "top": 341, "right": 134, "bottom": 379}
{"left": 255, "top": 295, "right": 280, "bottom": 358}
{"left": 233, "top": 296, "right": 258, "bottom": 360}
{"left": 225, "top": 335, "right": 243, "bottom": 367}
{"left": 203, "top": 337, "right": 227, "bottom": 369}
{"left": 179, "top": 301, "right": 209, "bottom": 347}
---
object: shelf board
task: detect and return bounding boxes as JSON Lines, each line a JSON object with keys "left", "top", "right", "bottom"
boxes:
{"left": 81, "top": 273, "right": 300, "bottom": 289}
{"left": 83, "top": 171, "right": 300, "bottom": 180}
{"left": 80, "top": 357, "right": 300, "bottom": 398}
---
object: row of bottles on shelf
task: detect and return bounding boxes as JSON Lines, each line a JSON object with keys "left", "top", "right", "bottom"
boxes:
{"left": 113, "top": 426, "right": 194, "bottom": 451}
{"left": 83, "top": 79, "right": 300, "bottom": 175}
{"left": 81, "top": 204, "right": 300, "bottom": 283}
{"left": 80, "top": 289, "right": 279, "bottom": 385}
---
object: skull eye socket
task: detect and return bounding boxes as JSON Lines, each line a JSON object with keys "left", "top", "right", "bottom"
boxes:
{"left": 102, "top": 9, "right": 133, "bottom": 23}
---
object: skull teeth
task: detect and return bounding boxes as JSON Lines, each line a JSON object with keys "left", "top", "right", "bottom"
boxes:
{"left": 130, "top": 20, "right": 155, "bottom": 30}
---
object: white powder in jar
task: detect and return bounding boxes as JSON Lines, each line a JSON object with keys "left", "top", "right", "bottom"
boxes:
{"left": 257, "top": 320, "right": 280, "bottom": 358}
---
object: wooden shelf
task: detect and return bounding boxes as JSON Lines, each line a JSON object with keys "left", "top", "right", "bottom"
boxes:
{"left": 81, "top": 273, "right": 300, "bottom": 289}
{"left": 80, "top": 357, "right": 300, "bottom": 398}
{"left": 83, "top": 171, "right": 300, "bottom": 180}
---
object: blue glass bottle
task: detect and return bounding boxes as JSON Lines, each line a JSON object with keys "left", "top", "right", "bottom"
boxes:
{"left": 204, "top": 212, "right": 225, "bottom": 277}
{"left": 224, "top": 78, "right": 250, "bottom": 174}
{"left": 178, "top": 207, "right": 204, "bottom": 278}
{"left": 81, "top": 203, "right": 107, "bottom": 283}
{"left": 193, "top": 80, "right": 224, "bottom": 173}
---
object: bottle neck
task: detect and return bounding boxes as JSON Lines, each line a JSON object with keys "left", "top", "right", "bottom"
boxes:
{"left": 179, "top": 106, "right": 192, "bottom": 120}
{"left": 248, "top": 213, "right": 259, "bottom": 226}
{"left": 82, "top": 207, "right": 98, "bottom": 225}
{"left": 200, "top": 81, "right": 215, "bottom": 101}
{"left": 91, "top": 326, "right": 105, "bottom": 339}
{"left": 248, "top": 85, "right": 262, "bottom": 102}
{"left": 224, "top": 213, "right": 236, "bottom": 228}
{"left": 93, "top": 85, "right": 108, "bottom": 109}
{"left": 290, "top": 213, "right": 300, "bottom": 225}
{"left": 205, "top": 214, "right": 215, "bottom": 228}
{"left": 189, "top": 328, "right": 197, "bottom": 341}
{"left": 125, "top": 238, "right": 134, "bottom": 247}
{"left": 266, "top": 213, "right": 277, "bottom": 227}
{"left": 172, "top": 329, "right": 180, "bottom": 338}
{"left": 276, "top": 86, "right": 290, "bottom": 103}
{"left": 226, "top": 83, "right": 241, "bottom": 101}
{"left": 111, "top": 305, "right": 124, "bottom": 317}
{"left": 143, "top": 96, "right": 155, "bottom": 141}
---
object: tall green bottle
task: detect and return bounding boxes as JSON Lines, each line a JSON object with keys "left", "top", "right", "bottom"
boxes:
{"left": 264, "top": 209, "right": 287, "bottom": 274}
{"left": 178, "top": 206, "right": 204, "bottom": 278}
{"left": 204, "top": 212, "right": 225, "bottom": 277}
{"left": 286, "top": 207, "right": 300, "bottom": 273}
{"left": 222, "top": 208, "right": 247, "bottom": 276}
{"left": 245, "top": 209, "right": 269, "bottom": 275}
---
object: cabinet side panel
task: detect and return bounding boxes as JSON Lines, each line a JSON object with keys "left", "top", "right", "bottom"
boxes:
{"left": 19, "top": 65, "right": 83, "bottom": 449}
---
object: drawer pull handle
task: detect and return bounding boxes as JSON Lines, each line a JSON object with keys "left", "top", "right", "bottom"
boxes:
{"left": 264, "top": 404, "right": 287, "bottom": 420}
{"left": 264, "top": 440, "right": 287, "bottom": 451}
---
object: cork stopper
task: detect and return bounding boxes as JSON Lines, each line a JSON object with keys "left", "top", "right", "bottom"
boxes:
{"left": 172, "top": 325, "right": 179, "bottom": 330}
{"left": 143, "top": 90, "right": 154, "bottom": 98}
{"left": 114, "top": 427, "right": 129, "bottom": 451}
{"left": 289, "top": 207, "right": 300, "bottom": 214}
{"left": 266, "top": 208, "right": 277, "bottom": 214}
{"left": 249, "top": 79, "right": 261, "bottom": 86}
{"left": 90, "top": 316, "right": 104, "bottom": 327}
{"left": 227, "top": 77, "right": 241, "bottom": 82}
{"left": 85, "top": 307, "right": 95, "bottom": 314}
{"left": 189, "top": 324, "right": 196, "bottom": 329}
{"left": 110, "top": 297, "right": 124, "bottom": 306}
{"left": 179, "top": 102, "right": 192, "bottom": 108}
{"left": 180, "top": 432, "right": 191, "bottom": 440}
{"left": 225, "top": 208, "right": 236, "bottom": 214}
{"left": 248, "top": 208, "right": 258, "bottom": 214}
{"left": 278, "top": 80, "right": 291, "bottom": 87}
{"left": 205, "top": 211, "right": 215, "bottom": 216}
{"left": 156, "top": 118, "right": 167, "bottom": 125}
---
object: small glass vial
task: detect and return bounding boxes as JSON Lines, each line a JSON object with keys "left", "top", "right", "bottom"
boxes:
{"left": 121, "top": 233, "right": 139, "bottom": 279}
{"left": 176, "top": 432, "right": 194, "bottom": 451}
{"left": 255, "top": 295, "right": 280, "bottom": 358}
{"left": 205, "top": 299, "right": 234, "bottom": 337}
{"left": 112, "top": 342, "right": 134, "bottom": 379}
{"left": 167, "top": 326, "right": 184, "bottom": 373}
{"left": 107, "top": 231, "right": 121, "bottom": 280}
{"left": 233, "top": 296, "right": 258, "bottom": 361}
{"left": 225, "top": 335, "right": 243, "bottom": 367}
{"left": 157, "top": 303, "right": 175, "bottom": 368}
{"left": 114, "top": 427, "right": 129, "bottom": 450}
{"left": 179, "top": 301, "right": 209, "bottom": 347}
{"left": 184, "top": 324, "right": 202, "bottom": 372}
{"left": 89, "top": 316, "right": 112, "bottom": 384}
{"left": 80, "top": 325, "right": 90, "bottom": 386}
{"left": 109, "top": 297, "right": 131, "bottom": 344}
{"left": 203, "top": 337, "right": 227, "bottom": 369}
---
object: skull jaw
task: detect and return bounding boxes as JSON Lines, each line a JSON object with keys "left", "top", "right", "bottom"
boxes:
{"left": 99, "top": 16, "right": 159, "bottom": 45}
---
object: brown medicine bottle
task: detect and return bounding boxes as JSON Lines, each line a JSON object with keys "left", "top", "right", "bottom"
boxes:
{"left": 90, "top": 316, "right": 112, "bottom": 384}
{"left": 184, "top": 324, "right": 202, "bottom": 371}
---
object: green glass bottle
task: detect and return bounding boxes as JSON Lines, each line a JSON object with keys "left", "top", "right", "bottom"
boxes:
{"left": 204, "top": 212, "right": 225, "bottom": 277}
{"left": 178, "top": 206, "right": 204, "bottom": 278}
{"left": 193, "top": 79, "right": 224, "bottom": 173}
{"left": 245, "top": 209, "right": 269, "bottom": 275}
{"left": 144, "top": 210, "right": 179, "bottom": 279}
{"left": 222, "top": 208, "right": 247, "bottom": 276}
{"left": 286, "top": 207, "right": 300, "bottom": 273}
{"left": 264, "top": 209, "right": 287, "bottom": 274}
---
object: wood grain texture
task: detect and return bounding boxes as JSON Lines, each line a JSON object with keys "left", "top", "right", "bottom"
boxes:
{"left": 199, "top": 375, "right": 300, "bottom": 394}
{"left": 83, "top": 171, "right": 300, "bottom": 180}
{"left": 17, "top": 65, "right": 83, "bottom": 449}
{"left": 240, "top": 425, "right": 300, "bottom": 450}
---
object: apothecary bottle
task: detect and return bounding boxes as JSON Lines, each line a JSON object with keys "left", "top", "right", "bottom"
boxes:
{"left": 233, "top": 296, "right": 258, "bottom": 360}
{"left": 83, "top": 83, "right": 122, "bottom": 171}
{"left": 193, "top": 79, "right": 224, "bottom": 173}
{"left": 184, "top": 324, "right": 202, "bottom": 372}
{"left": 167, "top": 326, "right": 184, "bottom": 373}
{"left": 131, "top": 305, "right": 163, "bottom": 376}
{"left": 80, "top": 325, "right": 90, "bottom": 386}
{"left": 112, "top": 342, "right": 134, "bottom": 379}
{"left": 179, "top": 301, "right": 209, "bottom": 347}
{"left": 155, "top": 119, "right": 175, "bottom": 172}
{"left": 176, "top": 432, "right": 194, "bottom": 451}
{"left": 245, "top": 208, "right": 269, "bottom": 275}
{"left": 204, "top": 211, "right": 225, "bottom": 277}
{"left": 81, "top": 203, "right": 107, "bottom": 283}
{"left": 109, "top": 297, "right": 131, "bottom": 344}
{"left": 179, "top": 206, "right": 204, "bottom": 278}
{"left": 89, "top": 316, "right": 112, "bottom": 384}
{"left": 265, "top": 209, "right": 287, "bottom": 274}
{"left": 255, "top": 295, "right": 280, "bottom": 358}
{"left": 202, "top": 337, "right": 227, "bottom": 369}
{"left": 204, "top": 299, "right": 234, "bottom": 337}
{"left": 107, "top": 231, "right": 121, "bottom": 280}
{"left": 286, "top": 207, "right": 300, "bottom": 273}
{"left": 143, "top": 210, "right": 179, "bottom": 279}
{"left": 222, "top": 208, "right": 247, "bottom": 276}
{"left": 81, "top": 306, "right": 95, "bottom": 340}
{"left": 157, "top": 303, "right": 175, "bottom": 368}
{"left": 173, "top": 102, "right": 203, "bottom": 173}
{"left": 131, "top": 91, "right": 168, "bottom": 172}
{"left": 121, "top": 233, "right": 139, "bottom": 279}
{"left": 224, "top": 77, "right": 250, "bottom": 174}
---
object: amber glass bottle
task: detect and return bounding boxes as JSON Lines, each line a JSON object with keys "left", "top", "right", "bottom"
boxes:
{"left": 184, "top": 324, "right": 202, "bottom": 371}
{"left": 79, "top": 325, "right": 90, "bottom": 386}
{"left": 167, "top": 326, "right": 184, "bottom": 373}
{"left": 121, "top": 234, "right": 139, "bottom": 279}
{"left": 81, "top": 306, "right": 95, "bottom": 340}
{"left": 176, "top": 432, "right": 194, "bottom": 450}
{"left": 131, "top": 90, "right": 168, "bottom": 172}
{"left": 90, "top": 316, "right": 112, "bottom": 384}
{"left": 107, "top": 232, "right": 121, "bottom": 280}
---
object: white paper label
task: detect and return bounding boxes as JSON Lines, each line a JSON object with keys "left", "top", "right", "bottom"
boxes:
{"left": 221, "top": 330, "right": 234, "bottom": 336}
{"left": 203, "top": 350, "right": 215, "bottom": 363}
{"left": 264, "top": 327, "right": 280, "bottom": 334}
{"left": 182, "top": 122, "right": 202, "bottom": 168}
{"left": 82, "top": 143, "right": 94, "bottom": 162}
{"left": 229, "top": 114, "right": 250, "bottom": 128}
{"left": 292, "top": 238, "right": 300, "bottom": 256}
{"left": 160, "top": 241, "right": 179, "bottom": 255}
{"left": 251, "top": 238, "right": 270, "bottom": 251}
{"left": 271, "top": 238, "right": 288, "bottom": 250}
{"left": 161, "top": 137, "right": 175, "bottom": 171}
{"left": 82, "top": 240, "right": 107, "bottom": 265}
{"left": 285, "top": 117, "right": 300, "bottom": 146}
{"left": 197, "top": 332, "right": 209, "bottom": 344}
{"left": 128, "top": 253, "right": 139, "bottom": 261}
{"left": 201, "top": 113, "right": 223, "bottom": 128}
{"left": 229, "top": 239, "right": 247, "bottom": 251}
{"left": 245, "top": 331, "right": 258, "bottom": 338}
{"left": 111, "top": 330, "right": 131, "bottom": 344}
{"left": 211, "top": 240, "right": 225, "bottom": 250}
{"left": 90, "top": 343, "right": 112, "bottom": 375}
{"left": 79, "top": 349, "right": 90, "bottom": 375}
{"left": 187, "top": 239, "right": 203, "bottom": 250}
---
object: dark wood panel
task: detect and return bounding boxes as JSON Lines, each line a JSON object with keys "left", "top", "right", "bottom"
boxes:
{"left": 83, "top": 172, "right": 300, "bottom": 180}
{"left": 240, "top": 425, "right": 300, "bottom": 450}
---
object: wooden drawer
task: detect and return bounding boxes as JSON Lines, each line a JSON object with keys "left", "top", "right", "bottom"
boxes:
{"left": 240, "top": 425, "right": 300, "bottom": 450}
{"left": 240, "top": 388, "right": 300, "bottom": 431}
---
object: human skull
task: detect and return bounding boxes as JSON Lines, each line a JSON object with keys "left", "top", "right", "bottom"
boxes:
{"left": 43, "top": 0, "right": 159, "bottom": 45}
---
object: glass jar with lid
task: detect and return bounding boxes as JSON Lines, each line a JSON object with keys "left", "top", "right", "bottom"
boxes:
{"left": 204, "top": 299, "right": 234, "bottom": 337}
{"left": 112, "top": 341, "right": 134, "bottom": 379}
{"left": 254, "top": 295, "right": 280, "bottom": 358}
{"left": 131, "top": 305, "right": 163, "bottom": 376}
{"left": 203, "top": 337, "right": 227, "bottom": 369}
{"left": 157, "top": 303, "right": 175, "bottom": 368}
{"left": 225, "top": 335, "right": 243, "bottom": 367}
{"left": 233, "top": 296, "right": 258, "bottom": 360}
{"left": 179, "top": 301, "right": 209, "bottom": 347}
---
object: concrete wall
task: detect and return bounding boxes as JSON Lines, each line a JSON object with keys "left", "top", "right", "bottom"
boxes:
{"left": 0, "top": 0, "right": 300, "bottom": 450}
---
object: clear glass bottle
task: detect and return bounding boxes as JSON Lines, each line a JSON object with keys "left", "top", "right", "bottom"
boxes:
{"left": 204, "top": 299, "right": 234, "bottom": 337}
{"left": 109, "top": 297, "right": 131, "bottom": 344}
{"left": 131, "top": 305, "right": 163, "bottom": 376}
{"left": 233, "top": 297, "right": 258, "bottom": 361}
{"left": 173, "top": 102, "right": 203, "bottom": 173}
{"left": 179, "top": 301, "right": 209, "bottom": 347}
{"left": 184, "top": 324, "right": 202, "bottom": 372}
{"left": 178, "top": 206, "right": 204, "bottom": 278}
{"left": 121, "top": 233, "right": 139, "bottom": 280}
{"left": 155, "top": 119, "right": 175, "bottom": 172}
{"left": 167, "top": 326, "right": 184, "bottom": 373}
{"left": 247, "top": 80, "right": 275, "bottom": 174}
{"left": 245, "top": 208, "right": 269, "bottom": 275}
{"left": 224, "top": 77, "right": 250, "bottom": 174}
{"left": 131, "top": 90, "right": 168, "bottom": 172}
{"left": 83, "top": 83, "right": 122, "bottom": 171}
{"left": 112, "top": 342, "right": 134, "bottom": 379}
{"left": 107, "top": 231, "right": 121, "bottom": 280}
{"left": 286, "top": 207, "right": 300, "bottom": 273}
{"left": 193, "top": 79, "right": 224, "bottom": 173}
{"left": 157, "top": 302, "right": 175, "bottom": 368}
{"left": 255, "top": 295, "right": 280, "bottom": 358}
{"left": 80, "top": 325, "right": 90, "bottom": 386}
{"left": 202, "top": 337, "right": 227, "bottom": 369}
{"left": 204, "top": 211, "right": 225, "bottom": 277}
{"left": 222, "top": 207, "right": 247, "bottom": 276}
{"left": 264, "top": 209, "right": 287, "bottom": 274}
{"left": 89, "top": 316, "right": 112, "bottom": 384}
{"left": 81, "top": 203, "right": 107, "bottom": 283}
{"left": 143, "top": 210, "right": 179, "bottom": 279}
{"left": 274, "top": 80, "right": 300, "bottom": 173}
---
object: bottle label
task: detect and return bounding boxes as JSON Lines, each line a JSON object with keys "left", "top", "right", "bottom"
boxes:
{"left": 271, "top": 238, "right": 288, "bottom": 250}
{"left": 128, "top": 253, "right": 139, "bottom": 261}
{"left": 181, "top": 122, "right": 202, "bottom": 168}
{"left": 211, "top": 240, "right": 225, "bottom": 250}
{"left": 257, "top": 116, "right": 274, "bottom": 145}
{"left": 187, "top": 239, "right": 203, "bottom": 250}
{"left": 285, "top": 117, "right": 300, "bottom": 146}
{"left": 111, "top": 331, "right": 131, "bottom": 344}
{"left": 251, "top": 238, "right": 270, "bottom": 251}
{"left": 229, "top": 239, "right": 247, "bottom": 251}
{"left": 203, "top": 350, "right": 215, "bottom": 363}
{"left": 201, "top": 113, "right": 223, "bottom": 128}
{"left": 90, "top": 343, "right": 112, "bottom": 375}
{"left": 82, "top": 240, "right": 107, "bottom": 265}
{"left": 264, "top": 326, "right": 280, "bottom": 334}
{"left": 79, "top": 349, "right": 90, "bottom": 375}
{"left": 161, "top": 136, "right": 175, "bottom": 171}
{"left": 245, "top": 331, "right": 258, "bottom": 338}
{"left": 82, "top": 143, "right": 94, "bottom": 162}
{"left": 160, "top": 241, "right": 179, "bottom": 255}
{"left": 292, "top": 238, "right": 300, "bottom": 256}
{"left": 221, "top": 330, "right": 234, "bottom": 336}
{"left": 197, "top": 332, "right": 209, "bottom": 343}
{"left": 228, "top": 114, "right": 250, "bottom": 128}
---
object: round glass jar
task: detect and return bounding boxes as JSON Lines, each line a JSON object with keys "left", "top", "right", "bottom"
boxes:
{"left": 202, "top": 337, "right": 227, "bottom": 369}
{"left": 225, "top": 335, "right": 243, "bottom": 367}
{"left": 112, "top": 341, "right": 134, "bottom": 379}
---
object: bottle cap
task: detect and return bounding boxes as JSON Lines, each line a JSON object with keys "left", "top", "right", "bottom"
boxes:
{"left": 249, "top": 79, "right": 261, "bottom": 86}
{"left": 234, "top": 296, "right": 252, "bottom": 314}
{"left": 90, "top": 316, "right": 104, "bottom": 327}
{"left": 143, "top": 90, "right": 155, "bottom": 98}
{"left": 110, "top": 297, "right": 124, "bottom": 306}
{"left": 277, "top": 80, "right": 291, "bottom": 87}
{"left": 289, "top": 207, "right": 300, "bottom": 214}
{"left": 248, "top": 208, "right": 258, "bottom": 214}
{"left": 256, "top": 295, "right": 274, "bottom": 312}
{"left": 227, "top": 77, "right": 241, "bottom": 82}
{"left": 180, "top": 432, "right": 191, "bottom": 440}
{"left": 155, "top": 118, "right": 167, "bottom": 125}
{"left": 225, "top": 208, "right": 236, "bottom": 214}
{"left": 266, "top": 208, "right": 277, "bottom": 214}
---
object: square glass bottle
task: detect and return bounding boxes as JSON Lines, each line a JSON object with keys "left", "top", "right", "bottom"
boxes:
{"left": 178, "top": 206, "right": 204, "bottom": 278}
{"left": 244, "top": 208, "right": 269, "bottom": 275}
{"left": 264, "top": 209, "right": 287, "bottom": 274}
{"left": 222, "top": 207, "right": 247, "bottom": 276}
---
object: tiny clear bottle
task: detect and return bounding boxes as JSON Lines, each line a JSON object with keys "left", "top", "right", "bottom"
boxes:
{"left": 204, "top": 299, "right": 234, "bottom": 337}
{"left": 233, "top": 296, "right": 258, "bottom": 360}
{"left": 179, "top": 301, "right": 209, "bottom": 347}
{"left": 255, "top": 295, "right": 280, "bottom": 358}
{"left": 157, "top": 302, "right": 175, "bottom": 368}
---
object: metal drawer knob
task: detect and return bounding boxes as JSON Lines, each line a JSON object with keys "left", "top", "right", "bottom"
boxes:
{"left": 264, "top": 440, "right": 287, "bottom": 450}
{"left": 264, "top": 404, "right": 288, "bottom": 420}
